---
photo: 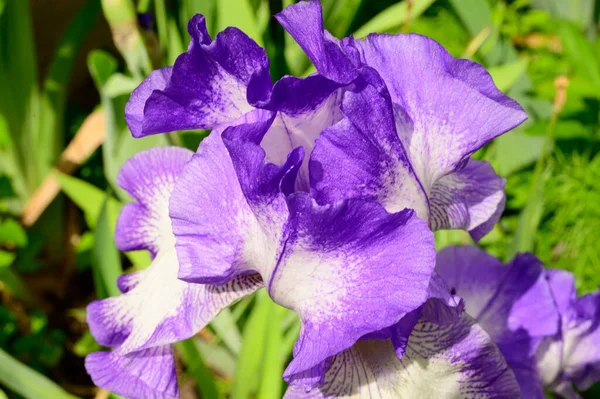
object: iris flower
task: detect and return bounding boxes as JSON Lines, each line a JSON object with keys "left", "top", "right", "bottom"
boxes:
{"left": 437, "top": 246, "right": 600, "bottom": 398}
{"left": 536, "top": 270, "right": 600, "bottom": 398}
{"left": 277, "top": 0, "right": 527, "bottom": 241}
{"left": 85, "top": 1, "right": 532, "bottom": 398}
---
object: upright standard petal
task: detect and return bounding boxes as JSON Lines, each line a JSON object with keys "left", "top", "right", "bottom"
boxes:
{"left": 273, "top": 194, "right": 435, "bottom": 387}
{"left": 280, "top": 0, "right": 523, "bottom": 238}
{"left": 436, "top": 246, "right": 559, "bottom": 398}
{"left": 348, "top": 33, "right": 527, "bottom": 190}
{"left": 86, "top": 147, "right": 263, "bottom": 398}
{"left": 311, "top": 79, "right": 506, "bottom": 239}
{"left": 126, "top": 14, "right": 271, "bottom": 137}
{"left": 284, "top": 311, "right": 521, "bottom": 399}
{"left": 275, "top": 0, "right": 357, "bottom": 83}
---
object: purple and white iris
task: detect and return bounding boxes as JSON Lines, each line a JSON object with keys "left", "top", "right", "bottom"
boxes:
{"left": 84, "top": 1, "right": 600, "bottom": 398}
{"left": 437, "top": 246, "right": 600, "bottom": 399}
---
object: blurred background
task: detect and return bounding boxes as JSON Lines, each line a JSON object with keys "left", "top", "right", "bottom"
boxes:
{"left": 0, "top": 0, "right": 599, "bottom": 397}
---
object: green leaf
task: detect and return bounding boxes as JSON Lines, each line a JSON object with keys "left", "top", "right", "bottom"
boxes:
{"left": 103, "top": 73, "right": 142, "bottom": 98}
{"left": 100, "top": 0, "right": 152, "bottom": 78}
{"left": 0, "top": 218, "right": 27, "bottom": 247}
{"left": 216, "top": 0, "right": 262, "bottom": 46}
{"left": 509, "top": 168, "right": 547, "bottom": 258}
{"left": 88, "top": 50, "right": 122, "bottom": 190}
{"left": 54, "top": 172, "right": 117, "bottom": 228}
{"left": 181, "top": 0, "right": 216, "bottom": 36}
{"left": 210, "top": 309, "right": 242, "bottom": 355}
{"left": 55, "top": 172, "right": 151, "bottom": 268}
{"left": 196, "top": 339, "right": 236, "bottom": 378}
{"left": 72, "top": 331, "right": 101, "bottom": 357}
{"left": 0, "top": 348, "right": 79, "bottom": 399}
{"left": 93, "top": 196, "right": 123, "bottom": 298}
{"left": 231, "top": 290, "right": 270, "bottom": 399}
{"left": 175, "top": 339, "right": 219, "bottom": 399}
{"left": 487, "top": 58, "right": 529, "bottom": 93}
{"left": 354, "top": 0, "right": 435, "bottom": 37}
{"left": 257, "top": 304, "right": 285, "bottom": 399}
{"left": 35, "top": 0, "right": 102, "bottom": 187}
{"left": 0, "top": 250, "right": 15, "bottom": 268}
{"left": 321, "top": 0, "right": 362, "bottom": 37}
{"left": 490, "top": 130, "right": 547, "bottom": 176}
{"left": 558, "top": 21, "right": 600, "bottom": 85}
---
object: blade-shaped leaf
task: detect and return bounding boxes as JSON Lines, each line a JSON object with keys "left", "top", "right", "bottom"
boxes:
{"left": 354, "top": 0, "right": 436, "bottom": 37}
{"left": 231, "top": 290, "right": 270, "bottom": 399}
{"left": 93, "top": 195, "right": 123, "bottom": 298}
{"left": 175, "top": 339, "right": 219, "bottom": 399}
{"left": 216, "top": 0, "right": 263, "bottom": 46}
{"left": 0, "top": 348, "right": 79, "bottom": 399}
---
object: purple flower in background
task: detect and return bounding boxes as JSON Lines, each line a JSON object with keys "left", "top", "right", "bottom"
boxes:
{"left": 436, "top": 246, "right": 560, "bottom": 398}
{"left": 437, "top": 247, "right": 600, "bottom": 398}
{"left": 536, "top": 270, "right": 600, "bottom": 398}
{"left": 277, "top": 0, "right": 527, "bottom": 241}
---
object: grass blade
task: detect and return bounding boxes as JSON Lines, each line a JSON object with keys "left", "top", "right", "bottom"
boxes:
{"left": 101, "top": 0, "right": 152, "bottom": 78}
{"left": 0, "top": 348, "right": 79, "bottom": 399}
{"left": 216, "top": 0, "right": 263, "bottom": 46}
{"left": 36, "top": 0, "right": 102, "bottom": 186}
{"left": 354, "top": 0, "right": 435, "bottom": 37}
{"left": 257, "top": 304, "right": 285, "bottom": 399}
{"left": 231, "top": 290, "right": 270, "bottom": 399}
{"left": 175, "top": 339, "right": 219, "bottom": 399}
{"left": 93, "top": 195, "right": 123, "bottom": 297}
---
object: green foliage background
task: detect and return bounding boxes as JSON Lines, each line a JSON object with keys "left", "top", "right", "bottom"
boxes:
{"left": 0, "top": 0, "right": 599, "bottom": 398}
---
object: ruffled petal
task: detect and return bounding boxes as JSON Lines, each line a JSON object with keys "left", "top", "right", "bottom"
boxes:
{"left": 89, "top": 146, "right": 263, "bottom": 360}
{"left": 284, "top": 312, "right": 520, "bottom": 398}
{"left": 115, "top": 146, "right": 193, "bottom": 256}
{"left": 85, "top": 346, "right": 178, "bottom": 399}
{"left": 272, "top": 194, "right": 435, "bottom": 388}
{"left": 275, "top": 0, "right": 356, "bottom": 83}
{"left": 87, "top": 260, "right": 262, "bottom": 352}
{"left": 429, "top": 159, "right": 505, "bottom": 241}
{"left": 170, "top": 112, "right": 303, "bottom": 284}
{"left": 125, "top": 67, "right": 172, "bottom": 138}
{"left": 128, "top": 14, "right": 271, "bottom": 137}
{"left": 538, "top": 278, "right": 600, "bottom": 393}
{"left": 436, "top": 246, "right": 559, "bottom": 398}
{"left": 310, "top": 81, "right": 428, "bottom": 218}
{"left": 347, "top": 34, "right": 526, "bottom": 193}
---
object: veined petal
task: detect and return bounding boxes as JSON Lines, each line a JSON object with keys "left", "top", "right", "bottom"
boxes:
{"left": 429, "top": 159, "right": 506, "bottom": 241}
{"left": 88, "top": 147, "right": 263, "bottom": 357}
{"left": 348, "top": 33, "right": 527, "bottom": 191}
{"left": 87, "top": 258, "right": 263, "bottom": 352}
{"left": 436, "top": 246, "right": 559, "bottom": 398}
{"left": 275, "top": 0, "right": 356, "bottom": 83}
{"left": 115, "top": 146, "right": 193, "bottom": 256}
{"left": 170, "top": 114, "right": 303, "bottom": 284}
{"left": 273, "top": 194, "right": 435, "bottom": 387}
{"left": 127, "top": 14, "right": 271, "bottom": 137}
{"left": 284, "top": 312, "right": 520, "bottom": 398}
{"left": 86, "top": 345, "right": 178, "bottom": 399}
